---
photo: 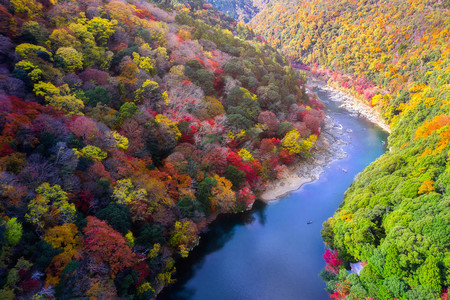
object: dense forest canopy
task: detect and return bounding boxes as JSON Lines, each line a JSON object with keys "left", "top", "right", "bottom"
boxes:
{"left": 1, "top": 0, "right": 449, "bottom": 298}
{"left": 251, "top": 0, "right": 450, "bottom": 299}
{"left": 204, "top": 0, "right": 270, "bottom": 23}
{"left": 0, "top": 0, "right": 325, "bottom": 298}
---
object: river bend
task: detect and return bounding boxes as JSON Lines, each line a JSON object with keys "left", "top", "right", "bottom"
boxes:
{"left": 160, "top": 83, "right": 389, "bottom": 300}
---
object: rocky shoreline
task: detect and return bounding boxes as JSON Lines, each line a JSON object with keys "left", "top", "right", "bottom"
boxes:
{"left": 310, "top": 76, "right": 391, "bottom": 134}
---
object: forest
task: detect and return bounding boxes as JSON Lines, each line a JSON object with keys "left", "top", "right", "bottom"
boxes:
{"left": 203, "top": 0, "right": 269, "bottom": 23}
{"left": 0, "top": 0, "right": 326, "bottom": 298}
{"left": 251, "top": 0, "right": 450, "bottom": 299}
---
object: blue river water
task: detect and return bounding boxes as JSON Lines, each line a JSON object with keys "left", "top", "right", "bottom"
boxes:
{"left": 159, "top": 85, "right": 389, "bottom": 300}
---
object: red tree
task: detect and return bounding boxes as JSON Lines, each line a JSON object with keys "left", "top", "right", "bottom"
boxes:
{"left": 83, "top": 216, "right": 137, "bottom": 276}
{"left": 238, "top": 187, "right": 255, "bottom": 206}
{"left": 258, "top": 111, "right": 279, "bottom": 134}
{"left": 323, "top": 249, "right": 342, "bottom": 274}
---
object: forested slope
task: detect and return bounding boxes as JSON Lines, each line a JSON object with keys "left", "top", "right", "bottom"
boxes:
{"left": 204, "top": 0, "right": 271, "bottom": 23}
{"left": 205, "top": 0, "right": 258, "bottom": 23}
{"left": 252, "top": 0, "right": 450, "bottom": 299}
{"left": 0, "top": 0, "right": 325, "bottom": 298}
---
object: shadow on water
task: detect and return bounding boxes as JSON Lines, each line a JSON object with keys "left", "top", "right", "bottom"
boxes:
{"left": 159, "top": 201, "right": 268, "bottom": 300}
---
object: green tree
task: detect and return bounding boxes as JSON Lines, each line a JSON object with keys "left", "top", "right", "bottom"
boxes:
{"left": 84, "top": 86, "right": 111, "bottom": 106}
{"left": 224, "top": 58, "right": 245, "bottom": 77}
{"left": 228, "top": 95, "right": 261, "bottom": 122}
{"left": 136, "top": 224, "right": 165, "bottom": 248}
{"left": 404, "top": 285, "right": 439, "bottom": 300}
{"left": 383, "top": 244, "right": 403, "bottom": 278}
{"left": 196, "top": 177, "right": 217, "bottom": 214}
{"left": 224, "top": 165, "right": 246, "bottom": 189}
{"left": 224, "top": 87, "right": 257, "bottom": 109}
{"left": 383, "top": 277, "right": 408, "bottom": 298}
{"left": 96, "top": 203, "right": 131, "bottom": 235}
{"left": 227, "top": 114, "right": 252, "bottom": 130}
{"left": 194, "top": 69, "right": 216, "bottom": 95}
{"left": 176, "top": 196, "right": 203, "bottom": 218}
{"left": 4, "top": 218, "right": 22, "bottom": 247}
{"left": 417, "top": 256, "right": 442, "bottom": 292}
{"left": 118, "top": 102, "right": 140, "bottom": 123}
{"left": 22, "top": 21, "right": 49, "bottom": 43}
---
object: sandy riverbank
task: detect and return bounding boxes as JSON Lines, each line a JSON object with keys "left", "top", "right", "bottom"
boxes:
{"left": 259, "top": 114, "right": 347, "bottom": 202}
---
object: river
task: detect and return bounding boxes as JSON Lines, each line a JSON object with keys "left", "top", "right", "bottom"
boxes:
{"left": 159, "top": 84, "right": 389, "bottom": 300}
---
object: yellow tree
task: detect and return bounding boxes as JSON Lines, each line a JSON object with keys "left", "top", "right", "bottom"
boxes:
{"left": 44, "top": 223, "right": 82, "bottom": 286}
{"left": 33, "top": 82, "right": 84, "bottom": 116}
{"left": 10, "top": 0, "right": 42, "bottom": 18}
{"left": 48, "top": 28, "right": 81, "bottom": 50}
{"left": 4, "top": 218, "right": 22, "bottom": 247}
{"left": 169, "top": 220, "right": 198, "bottom": 258}
{"left": 111, "top": 131, "right": 129, "bottom": 151}
{"left": 210, "top": 174, "right": 237, "bottom": 212}
{"left": 282, "top": 129, "right": 316, "bottom": 157}
{"left": 55, "top": 47, "right": 83, "bottom": 71}
{"left": 15, "top": 43, "right": 52, "bottom": 60}
{"left": 25, "top": 183, "right": 76, "bottom": 232}
{"left": 112, "top": 178, "right": 147, "bottom": 205}
{"left": 76, "top": 145, "right": 107, "bottom": 161}
{"left": 80, "top": 16, "right": 118, "bottom": 46}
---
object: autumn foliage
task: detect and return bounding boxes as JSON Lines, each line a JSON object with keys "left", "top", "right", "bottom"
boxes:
{"left": 83, "top": 216, "right": 137, "bottom": 276}
{"left": 0, "top": 0, "right": 325, "bottom": 297}
{"left": 251, "top": 0, "right": 450, "bottom": 298}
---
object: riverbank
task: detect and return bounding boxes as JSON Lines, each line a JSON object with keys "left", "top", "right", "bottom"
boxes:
{"left": 259, "top": 75, "right": 391, "bottom": 202}
{"left": 259, "top": 114, "right": 347, "bottom": 202}
{"left": 309, "top": 76, "right": 391, "bottom": 134}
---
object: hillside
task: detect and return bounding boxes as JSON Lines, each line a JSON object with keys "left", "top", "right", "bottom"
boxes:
{"left": 206, "top": 0, "right": 258, "bottom": 23}
{"left": 205, "top": 0, "right": 271, "bottom": 23}
{"left": 0, "top": 0, "right": 325, "bottom": 298}
{"left": 252, "top": 0, "right": 450, "bottom": 299}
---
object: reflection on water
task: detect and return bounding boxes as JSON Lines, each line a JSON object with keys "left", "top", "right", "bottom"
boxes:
{"left": 159, "top": 85, "right": 388, "bottom": 300}
{"left": 162, "top": 202, "right": 268, "bottom": 300}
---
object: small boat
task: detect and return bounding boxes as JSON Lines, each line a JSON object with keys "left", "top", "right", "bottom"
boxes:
{"left": 307, "top": 220, "right": 313, "bottom": 224}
